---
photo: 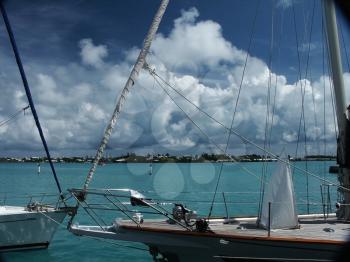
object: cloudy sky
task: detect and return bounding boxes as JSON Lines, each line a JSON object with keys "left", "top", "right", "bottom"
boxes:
{"left": 0, "top": 0, "right": 349, "bottom": 157}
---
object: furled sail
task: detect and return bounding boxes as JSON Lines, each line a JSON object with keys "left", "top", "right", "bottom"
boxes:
{"left": 82, "top": 0, "right": 169, "bottom": 192}
{"left": 259, "top": 161, "right": 298, "bottom": 229}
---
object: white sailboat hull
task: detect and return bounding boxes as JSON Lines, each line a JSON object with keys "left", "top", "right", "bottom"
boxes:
{"left": 0, "top": 206, "right": 67, "bottom": 252}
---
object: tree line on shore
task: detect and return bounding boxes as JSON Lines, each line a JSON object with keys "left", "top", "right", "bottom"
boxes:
{"left": 0, "top": 153, "right": 336, "bottom": 163}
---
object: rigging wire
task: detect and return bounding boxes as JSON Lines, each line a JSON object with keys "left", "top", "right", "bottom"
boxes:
{"left": 322, "top": 16, "right": 327, "bottom": 180}
{"left": 267, "top": 3, "right": 285, "bottom": 155}
{"left": 208, "top": 0, "right": 262, "bottom": 219}
{"left": 292, "top": 0, "right": 307, "bottom": 209}
{"left": 146, "top": 67, "right": 266, "bottom": 186}
{"left": 309, "top": 2, "right": 321, "bottom": 166}
{"left": 145, "top": 66, "right": 350, "bottom": 194}
{"left": 292, "top": 0, "right": 317, "bottom": 214}
{"left": 0, "top": 105, "right": 29, "bottom": 128}
{"left": 339, "top": 22, "right": 350, "bottom": 72}
{"left": 302, "top": 0, "right": 317, "bottom": 214}
{"left": 258, "top": 0, "right": 276, "bottom": 220}
{"left": 292, "top": 1, "right": 304, "bottom": 165}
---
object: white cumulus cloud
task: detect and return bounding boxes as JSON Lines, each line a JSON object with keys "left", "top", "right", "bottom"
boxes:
{"left": 0, "top": 6, "right": 349, "bottom": 158}
{"left": 79, "top": 38, "right": 108, "bottom": 68}
{"left": 151, "top": 7, "right": 245, "bottom": 71}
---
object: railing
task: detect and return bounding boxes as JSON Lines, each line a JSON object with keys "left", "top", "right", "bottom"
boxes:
{"left": 320, "top": 184, "right": 333, "bottom": 218}
{"left": 0, "top": 191, "right": 69, "bottom": 209}
{"left": 68, "top": 187, "right": 338, "bottom": 234}
{"left": 69, "top": 188, "right": 195, "bottom": 232}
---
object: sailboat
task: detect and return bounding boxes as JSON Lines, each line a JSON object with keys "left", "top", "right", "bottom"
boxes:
{"left": 0, "top": 1, "right": 74, "bottom": 252}
{"left": 68, "top": 0, "right": 350, "bottom": 261}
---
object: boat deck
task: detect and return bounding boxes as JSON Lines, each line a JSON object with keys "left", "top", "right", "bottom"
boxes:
{"left": 116, "top": 215, "right": 350, "bottom": 243}
{"left": 0, "top": 206, "right": 28, "bottom": 215}
{"left": 69, "top": 214, "right": 350, "bottom": 261}
{"left": 0, "top": 205, "right": 63, "bottom": 215}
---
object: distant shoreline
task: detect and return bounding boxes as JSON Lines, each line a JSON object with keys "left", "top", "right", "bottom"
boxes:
{"left": 0, "top": 154, "right": 336, "bottom": 164}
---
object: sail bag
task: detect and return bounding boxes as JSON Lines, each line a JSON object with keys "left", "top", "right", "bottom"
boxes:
{"left": 259, "top": 161, "right": 298, "bottom": 229}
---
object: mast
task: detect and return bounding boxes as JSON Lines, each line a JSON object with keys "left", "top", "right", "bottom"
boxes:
{"left": 323, "top": 0, "right": 350, "bottom": 220}
{"left": 0, "top": 1, "right": 64, "bottom": 198}
{"left": 82, "top": 0, "right": 169, "bottom": 193}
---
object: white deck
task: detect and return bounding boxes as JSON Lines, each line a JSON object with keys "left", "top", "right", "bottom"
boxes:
{"left": 0, "top": 205, "right": 31, "bottom": 215}
{"left": 0, "top": 205, "right": 59, "bottom": 215}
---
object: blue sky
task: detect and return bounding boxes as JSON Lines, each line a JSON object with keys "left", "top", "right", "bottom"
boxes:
{"left": 0, "top": 0, "right": 349, "bottom": 157}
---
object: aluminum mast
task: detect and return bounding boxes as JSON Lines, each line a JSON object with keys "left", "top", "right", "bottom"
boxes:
{"left": 324, "top": 0, "right": 350, "bottom": 220}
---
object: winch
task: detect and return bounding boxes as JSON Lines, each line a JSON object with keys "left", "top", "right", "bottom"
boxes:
{"left": 172, "top": 203, "right": 197, "bottom": 226}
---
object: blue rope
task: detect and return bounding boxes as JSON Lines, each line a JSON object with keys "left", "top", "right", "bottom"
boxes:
{"left": 0, "top": 0, "right": 63, "bottom": 198}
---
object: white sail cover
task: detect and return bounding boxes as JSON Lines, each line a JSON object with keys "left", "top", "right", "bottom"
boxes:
{"left": 259, "top": 161, "right": 298, "bottom": 229}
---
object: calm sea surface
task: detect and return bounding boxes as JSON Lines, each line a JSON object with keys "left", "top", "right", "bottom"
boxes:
{"left": 0, "top": 161, "right": 338, "bottom": 261}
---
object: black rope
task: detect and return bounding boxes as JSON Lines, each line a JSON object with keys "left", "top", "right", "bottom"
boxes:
{"left": 0, "top": 1, "right": 63, "bottom": 198}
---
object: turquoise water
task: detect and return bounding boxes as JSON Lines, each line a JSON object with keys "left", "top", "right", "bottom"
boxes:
{"left": 0, "top": 161, "right": 338, "bottom": 261}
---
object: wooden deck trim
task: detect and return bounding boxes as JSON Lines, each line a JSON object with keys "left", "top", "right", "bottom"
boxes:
{"left": 119, "top": 223, "right": 346, "bottom": 245}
